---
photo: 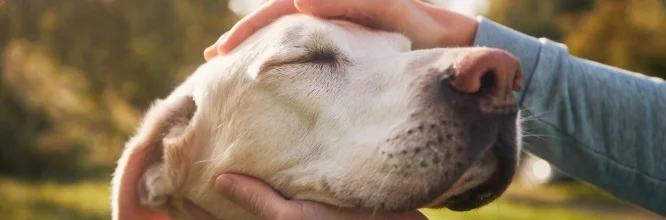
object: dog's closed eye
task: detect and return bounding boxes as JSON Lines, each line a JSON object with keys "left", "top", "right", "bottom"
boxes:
{"left": 258, "top": 32, "right": 351, "bottom": 75}
{"left": 258, "top": 49, "right": 341, "bottom": 74}
{"left": 299, "top": 47, "right": 338, "bottom": 64}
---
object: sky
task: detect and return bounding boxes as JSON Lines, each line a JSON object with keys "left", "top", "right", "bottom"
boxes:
{"left": 229, "top": 0, "right": 489, "bottom": 17}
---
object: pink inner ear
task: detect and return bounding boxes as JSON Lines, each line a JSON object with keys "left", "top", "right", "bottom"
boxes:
{"left": 115, "top": 143, "right": 169, "bottom": 220}
{"left": 112, "top": 95, "right": 197, "bottom": 220}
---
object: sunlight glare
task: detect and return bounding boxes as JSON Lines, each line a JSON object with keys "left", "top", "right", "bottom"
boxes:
{"left": 531, "top": 159, "right": 552, "bottom": 183}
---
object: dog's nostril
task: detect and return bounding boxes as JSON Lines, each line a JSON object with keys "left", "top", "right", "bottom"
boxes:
{"left": 443, "top": 49, "right": 521, "bottom": 95}
{"left": 479, "top": 70, "right": 496, "bottom": 92}
{"left": 439, "top": 70, "right": 456, "bottom": 86}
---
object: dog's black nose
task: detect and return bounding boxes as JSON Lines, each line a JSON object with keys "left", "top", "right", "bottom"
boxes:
{"left": 439, "top": 49, "right": 522, "bottom": 114}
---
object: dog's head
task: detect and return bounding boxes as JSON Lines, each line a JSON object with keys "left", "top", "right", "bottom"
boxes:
{"left": 112, "top": 14, "right": 523, "bottom": 219}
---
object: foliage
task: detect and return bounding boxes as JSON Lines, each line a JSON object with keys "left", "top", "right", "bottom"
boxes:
{"left": 0, "top": 0, "right": 236, "bottom": 180}
{"left": 486, "top": 0, "right": 666, "bottom": 78}
{"left": 0, "top": 177, "right": 110, "bottom": 220}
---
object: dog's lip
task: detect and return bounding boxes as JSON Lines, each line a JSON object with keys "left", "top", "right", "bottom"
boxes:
{"left": 436, "top": 140, "right": 517, "bottom": 211}
{"left": 440, "top": 163, "right": 502, "bottom": 211}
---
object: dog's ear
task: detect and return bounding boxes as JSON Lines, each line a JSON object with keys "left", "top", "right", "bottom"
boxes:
{"left": 112, "top": 94, "right": 197, "bottom": 220}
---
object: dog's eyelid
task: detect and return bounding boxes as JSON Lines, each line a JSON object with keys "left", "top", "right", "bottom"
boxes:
{"left": 257, "top": 48, "right": 342, "bottom": 74}
{"left": 301, "top": 48, "right": 338, "bottom": 62}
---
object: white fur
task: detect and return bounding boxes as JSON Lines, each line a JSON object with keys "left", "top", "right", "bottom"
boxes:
{"left": 112, "top": 14, "right": 521, "bottom": 220}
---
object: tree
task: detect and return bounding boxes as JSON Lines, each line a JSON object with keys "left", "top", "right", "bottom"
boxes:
{"left": 0, "top": 0, "right": 237, "bottom": 180}
{"left": 486, "top": 0, "right": 666, "bottom": 78}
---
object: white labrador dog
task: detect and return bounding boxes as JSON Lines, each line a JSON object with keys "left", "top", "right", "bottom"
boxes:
{"left": 112, "top": 14, "right": 523, "bottom": 220}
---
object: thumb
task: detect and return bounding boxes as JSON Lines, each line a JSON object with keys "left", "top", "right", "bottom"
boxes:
{"left": 295, "top": 0, "right": 383, "bottom": 18}
{"left": 215, "top": 174, "right": 288, "bottom": 218}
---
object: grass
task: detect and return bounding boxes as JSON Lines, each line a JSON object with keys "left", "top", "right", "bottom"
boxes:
{"left": 421, "top": 201, "right": 605, "bottom": 220}
{"left": 422, "top": 180, "right": 661, "bottom": 220}
{"left": 0, "top": 177, "right": 111, "bottom": 220}
{"left": 0, "top": 177, "right": 659, "bottom": 220}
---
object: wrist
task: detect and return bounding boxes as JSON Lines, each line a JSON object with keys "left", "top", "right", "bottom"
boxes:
{"left": 447, "top": 12, "right": 479, "bottom": 47}
{"left": 416, "top": 1, "right": 479, "bottom": 47}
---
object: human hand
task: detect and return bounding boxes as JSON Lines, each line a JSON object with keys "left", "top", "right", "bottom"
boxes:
{"left": 184, "top": 174, "right": 428, "bottom": 220}
{"left": 204, "top": 0, "right": 479, "bottom": 60}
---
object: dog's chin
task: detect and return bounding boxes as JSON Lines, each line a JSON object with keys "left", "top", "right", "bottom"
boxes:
{"left": 435, "top": 141, "right": 517, "bottom": 211}
{"left": 295, "top": 125, "right": 518, "bottom": 213}
{"left": 430, "top": 162, "right": 507, "bottom": 211}
{"left": 357, "top": 140, "right": 517, "bottom": 213}
{"left": 366, "top": 164, "right": 510, "bottom": 213}
{"left": 335, "top": 167, "right": 507, "bottom": 213}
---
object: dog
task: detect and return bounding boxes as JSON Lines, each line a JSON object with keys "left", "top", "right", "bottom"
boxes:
{"left": 112, "top": 14, "right": 523, "bottom": 220}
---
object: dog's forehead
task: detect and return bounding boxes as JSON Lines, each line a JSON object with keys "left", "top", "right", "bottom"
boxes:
{"left": 275, "top": 17, "right": 366, "bottom": 39}
{"left": 271, "top": 16, "right": 353, "bottom": 47}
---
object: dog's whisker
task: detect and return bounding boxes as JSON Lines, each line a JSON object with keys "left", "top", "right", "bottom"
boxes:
{"left": 520, "top": 130, "right": 562, "bottom": 147}
{"left": 518, "top": 110, "right": 549, "bottom": 122}
{"left": 192, "top": 159, "right": 219, "bottom": 165}
{"left": 371, "top": 166, "right": 396, "bottom": 219}
{"left": 520, "top": 130, "right": 558, "bottom": 139}
{"left": 420, "top": 173, "right": 429, "bottom": 201}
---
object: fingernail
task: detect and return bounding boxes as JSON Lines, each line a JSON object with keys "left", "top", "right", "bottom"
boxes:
{"left": 215, "top": 175, "right": 235, "bottom": 194}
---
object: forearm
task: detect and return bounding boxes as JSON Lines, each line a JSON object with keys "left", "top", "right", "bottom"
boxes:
{"left": 521, "top": 54, "right": 666, "bottom": 216}
{"left": 472, "top": 17, "right": 666, "bottom": 215}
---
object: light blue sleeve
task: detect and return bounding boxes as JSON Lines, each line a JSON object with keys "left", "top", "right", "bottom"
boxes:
{"left": 472, "top": 17, "right": 666, "bottom": 216}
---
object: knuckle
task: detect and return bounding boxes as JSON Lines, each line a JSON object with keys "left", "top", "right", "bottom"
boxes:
{"left": 274, "top": 208, "right": 302, "bottom": 220}
{"left": 246, "top": 190, "right": 264, "bottom": 211}
{"left": 268, "top": 203, "right": 304, "bottom": 220}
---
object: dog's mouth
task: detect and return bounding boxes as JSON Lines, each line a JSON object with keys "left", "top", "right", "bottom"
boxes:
{"left": 431, "top": 138, "right": 517, "bottom": 211}
{"left": 340, "top": 123, "right": 520, "bottom": 212}
{"left": 340, "top": 112, "right": 521, "bottom": 212}
{"left": 444, "top": 150, "right": 515, "bottom": 211}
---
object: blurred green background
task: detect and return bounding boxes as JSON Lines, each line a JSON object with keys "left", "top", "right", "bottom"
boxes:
{"left": 0, "top": 0, "right": 664, "bottom": 219}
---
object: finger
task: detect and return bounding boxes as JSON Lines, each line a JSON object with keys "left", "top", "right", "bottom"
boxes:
{"left": 182, "top": 199, "right": 217, "bottom": 220}
{"left": 295, "top": 0, "right": 384, "bottom": 18}
{"left": 204, "top": 33, "right": 228, "bottom": 61}
{"left": 217, "top": 0, "right": 298, "bottom": 54}
{"left": 215, "top": 174, "right": 288, "bottom": 218}
{"left": 204, "top": 44, "right": 217, "bottom": 61}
